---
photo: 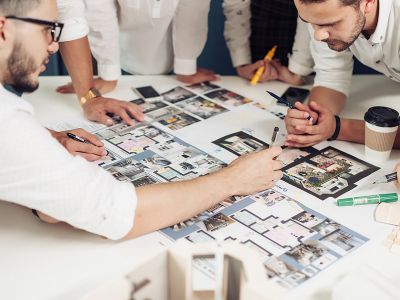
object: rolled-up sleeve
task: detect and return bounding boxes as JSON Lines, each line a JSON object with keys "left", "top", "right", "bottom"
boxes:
{"left": 288, "top": 18, "right": 314, "bottom": 76}
{"left": 223, "top": 0, "right": 251, "bottom": 67}
{"left": 309, "top": 26, "right": 354, "bottom": 96}
{"left": 84, "top": 0, "right": 121, "bottom": 80}
{"left": 57, "top": 0, "right": 89, "bottom": 42}
{"left": 173, "top": 0, "right": 211, "bottom": 75}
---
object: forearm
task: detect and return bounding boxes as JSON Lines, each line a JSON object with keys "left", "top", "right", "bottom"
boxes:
{"left": 125, "top": 170, "right": 232, "bottom": 239}
{"left": 310, "top": 86, "right": 347, "bottom": 114}
{"left": 60, "top": 37, "right": 94, "bottom": 98}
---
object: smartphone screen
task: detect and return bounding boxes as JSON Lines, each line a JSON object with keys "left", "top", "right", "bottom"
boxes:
{"left": 281, "top": 87, "right": 310, "bottom": 106}
{"left": 135, "top": 86, "right": 160, "bottom": 98}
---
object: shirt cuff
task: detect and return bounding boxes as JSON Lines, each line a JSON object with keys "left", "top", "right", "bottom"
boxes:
{"left": 174, "top": 58, "right": 197, "bottom": 75}
{"left": 98, "top": 181, "right": 137, "bottom": 240}
{"left": 97, "top": 63, "right": 122, "bottom": 81}
{"left": 288, "top": 56, "right": 314, "bottom": 76}
{"left": 229, "top": 47, "right": 252, "bottom": 67}
{"left": 59, "top": 18, "right": 89, "bottom": 42}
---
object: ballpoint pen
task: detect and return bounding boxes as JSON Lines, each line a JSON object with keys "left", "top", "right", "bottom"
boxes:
{"left": 266, "top": 90, "right": 313, "bottom": 122}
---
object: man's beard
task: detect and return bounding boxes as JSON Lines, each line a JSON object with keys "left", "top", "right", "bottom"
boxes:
{"left": 7, "top": 41, "right": 40, "bottom": 93}
{"left": 324, "top": 11, "right": 366, "bottom": 52}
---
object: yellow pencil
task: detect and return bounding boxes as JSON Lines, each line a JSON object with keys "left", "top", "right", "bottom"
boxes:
{"left": 250, "top": 45, "right": 277, "bottom": 85}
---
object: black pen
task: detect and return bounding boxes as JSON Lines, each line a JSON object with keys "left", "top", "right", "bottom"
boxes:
{"left": 67, "top": 132, "right": 90, "bottom": 144}
{"left": 271, "top": 126, "right": 279, "bottom": 147}
{"left": 267, "top": 90, "right": 313, "bottom": 122}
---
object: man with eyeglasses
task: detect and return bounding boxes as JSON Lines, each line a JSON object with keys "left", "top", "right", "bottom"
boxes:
{"left": 0, "top": 0, "right": 283, "bottom": 240}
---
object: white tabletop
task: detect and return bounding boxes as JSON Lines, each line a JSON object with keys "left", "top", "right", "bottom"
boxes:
{"left": 1, "top": 75, "right": 400, "bottom": 300}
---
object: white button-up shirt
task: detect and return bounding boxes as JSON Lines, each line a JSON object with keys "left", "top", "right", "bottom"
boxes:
{"left": 0, "top": 85, "right": 137, "bottom": 240}
{"left": 56, "top": 0, "right": 89, "bottom": 42}
{"left": 311, "top": 0, "right": 400, "bottom": 96}
{"left": 83, "top": 0, "right": 211, "bottom": 80}
{"left": 222, "top": 0, "right": 314, "bottom": 76}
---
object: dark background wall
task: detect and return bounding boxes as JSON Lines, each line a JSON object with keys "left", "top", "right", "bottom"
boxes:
{"left": 43, "top": 0, "right": 377, "bottom": 77}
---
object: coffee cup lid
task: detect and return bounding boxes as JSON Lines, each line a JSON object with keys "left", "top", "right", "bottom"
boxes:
{"left": 364, "top": 106, "right": 399, "bottom": 127}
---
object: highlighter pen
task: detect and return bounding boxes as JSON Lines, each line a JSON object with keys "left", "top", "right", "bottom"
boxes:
{"left": 373, "top": 172, "right": 398, "bottom": 184}
{"left": 337, "top": 193, "right": 398, "bottom": 206}
{"left": 250, "top": 45, "right": 277, "bottom": 85}
{"left": 266, "top": 90, "right": 313, "bottom": 122}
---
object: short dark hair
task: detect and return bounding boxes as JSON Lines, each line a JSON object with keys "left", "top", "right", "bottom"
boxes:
{"left": 0, "top": 0, "right": 42, "bottom": 16}
{"left": 299, "top": 0, "right": 361, "bottom": 7}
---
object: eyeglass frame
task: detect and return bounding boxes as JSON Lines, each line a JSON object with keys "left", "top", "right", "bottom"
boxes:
{"left": 5, "top": 16, "right": 64, "bottom": 42}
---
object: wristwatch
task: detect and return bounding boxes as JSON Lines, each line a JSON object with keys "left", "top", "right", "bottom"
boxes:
{"left": 79, "top": 87, "right": 101, "bottom": 106}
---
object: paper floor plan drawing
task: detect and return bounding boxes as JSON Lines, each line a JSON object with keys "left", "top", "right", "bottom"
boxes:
{"left": 282, "top": 146, "right": 379, "bottom": 200}
{"left": 76, "top": 84, "right": 374, "bottom": 292}
{"left": 159, "top": 188, "right": 368, "bottom": 290}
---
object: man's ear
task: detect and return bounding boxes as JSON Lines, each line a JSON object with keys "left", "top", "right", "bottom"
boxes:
{"left": 363, "top": 0, "right": 376, "bottom": 14}
{"left": 0, "top": 17, "right": 9, "bottom": 47}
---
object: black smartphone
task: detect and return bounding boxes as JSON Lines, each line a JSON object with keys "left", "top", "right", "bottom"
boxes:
{"left": 281, "top": 87, "right": 310, "bottom": 106}
{"left": 132, "top": 85, "right": 162, "bottom": 101}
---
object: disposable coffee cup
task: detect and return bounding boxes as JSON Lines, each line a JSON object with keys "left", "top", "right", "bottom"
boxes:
{"left": 364, "top": 106, "right": 399, "bottom": 162}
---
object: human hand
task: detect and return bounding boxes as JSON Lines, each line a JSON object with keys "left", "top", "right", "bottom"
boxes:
{"left": 285, "top": 102, "right": 319, "bottom": 135}
{"left": 56, "top": 78, "right": 118, "bottom": 95}
{"left": 270, "top": 60, "right": 307, "bottom": 85}
{"left": 49, "top": 128, "right": 107, "bottom": 161}
{"left": 236, "top": 60, "right": 279, "bottom": 82}
{"left": 82, "top": 97, "right": 144, "bottom": 126}
{"left": 285, "top": 101, "right": 336, "bottom": 148}
{"left": 176, "top": 68, "right": 219, "bottom": 85}
{"left": 222, "top": 146, "right": 283, "bottom": 195}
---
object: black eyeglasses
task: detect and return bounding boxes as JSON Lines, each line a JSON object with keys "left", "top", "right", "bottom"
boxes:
{"left": 6, "top": 16, "right": 64, "bottom": 42}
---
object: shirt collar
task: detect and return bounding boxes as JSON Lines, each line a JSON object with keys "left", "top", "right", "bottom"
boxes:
{"left": 369, "top": 0, "right": 392, "bottom": 44}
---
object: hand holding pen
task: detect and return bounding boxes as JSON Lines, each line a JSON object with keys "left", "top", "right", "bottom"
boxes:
{"left": 50, "top": 128, "right": 107, "bottom": 161}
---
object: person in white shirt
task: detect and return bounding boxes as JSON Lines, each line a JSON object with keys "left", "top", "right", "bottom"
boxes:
{"left": 55, "top": 0, "right": 145, "bottom": 127}
{"left": 0, "top": 0, "right": 283, "bottom": 240}
{"left": 283, "top": 0, "right": 400, "bottom": 183}
{"left": 57, "top": 0, "right": 218, "bottom": 97}
{"left": 223, "top": 0, "right": 314, "bottom": 85}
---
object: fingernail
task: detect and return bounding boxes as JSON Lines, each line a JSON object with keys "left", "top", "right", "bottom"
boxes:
{"left": 304, "top": 112, "right": 309, "bottom": 118}
{"left": 106, "top": 119, "right": 113, "bottom": 125}
{"left": 102, "top": 150, "right": 107, "bottom": 156}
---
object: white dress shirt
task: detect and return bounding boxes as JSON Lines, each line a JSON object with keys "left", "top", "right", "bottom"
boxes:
{"left": 310, "top": 0, "right": 400, "bottom": 96}
{"left": 56, "top": 0, "right": 89, "bottom": 42}
{"left": 0, "top": 85, "right": 137, "bottom": 240}
{"left": 222, "top": 0, "right": 314, "bottom": 76}
{"left": 84, "top": 0, "right": 211, "bottom": 80}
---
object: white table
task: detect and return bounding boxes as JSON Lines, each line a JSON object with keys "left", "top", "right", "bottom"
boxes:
{"left": 1, "top": 75, "right": 400, "bottom": 300}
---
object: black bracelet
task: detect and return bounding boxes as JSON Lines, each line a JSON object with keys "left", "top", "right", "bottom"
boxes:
{"left": 328, "top": 115, "right": 341, "bottom": 141}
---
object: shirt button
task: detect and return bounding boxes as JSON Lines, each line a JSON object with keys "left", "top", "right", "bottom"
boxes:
{"left": 389, "top": 76, "right": 394, "bottom": 79}
{"left": 376, "top": 60, "right": 380, "bottom": 64}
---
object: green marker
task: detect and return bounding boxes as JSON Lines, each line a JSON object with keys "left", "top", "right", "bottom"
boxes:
{"left": 337, "top": 193, "right": 398, "bottom": 206}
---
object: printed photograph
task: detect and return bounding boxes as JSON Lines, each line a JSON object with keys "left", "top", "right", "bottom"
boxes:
{"left": 130, "top": 98, "right": 168, "bottom": 114}
{"left": 147, "top": 106, "right": 201, "bottom": 130}
{"left": 176, "top": 96, "right": 228, "bottom": 119}
{"left": 186, "top": 81, "right": 221, "bottom": 94}
{"left": 203, "top": 213, "right": 235, "bottom": 232}
{"left": 282, "top": 146, "right": 379, "bottom": 200}
{"left": 161, "top": 86, "right": 196, "bottom": 103}
{"left": 213, "top": 131, "right": 268, "bottom": 156}
{"left": 205, "top": 89, "right": 253, "bottom": 107}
